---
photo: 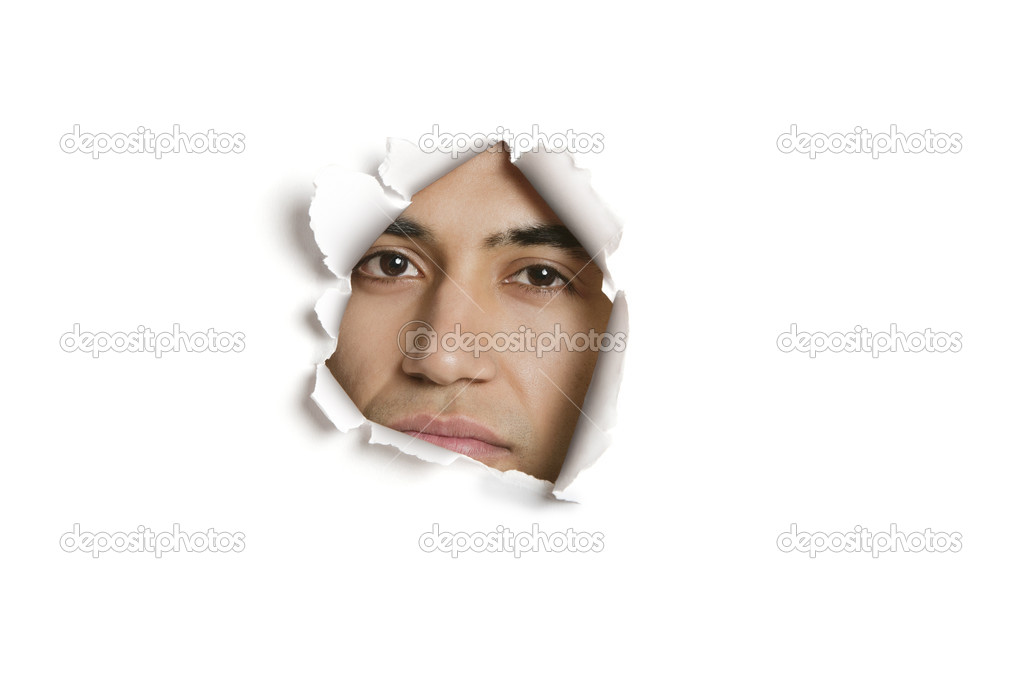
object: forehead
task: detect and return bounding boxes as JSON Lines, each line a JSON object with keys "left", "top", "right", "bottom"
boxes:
{"left": 398, "top": 148, "right": 563, "bottom": 241}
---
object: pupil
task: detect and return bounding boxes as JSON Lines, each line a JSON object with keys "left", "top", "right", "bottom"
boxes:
{"left": 528, "top": 266, "right": 556, "bottom": 286}
{"left": 382, "top": 254, "right": 407, "bottom": 276}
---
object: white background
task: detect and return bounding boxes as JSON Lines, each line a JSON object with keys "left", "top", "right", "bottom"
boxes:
{"left": 4, "top": 2, "right": 1021, "bottom": 680}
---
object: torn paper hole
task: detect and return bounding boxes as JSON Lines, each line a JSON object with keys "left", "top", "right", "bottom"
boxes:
{"left": 309, "top": 140, "right": 628, "bottom": 500}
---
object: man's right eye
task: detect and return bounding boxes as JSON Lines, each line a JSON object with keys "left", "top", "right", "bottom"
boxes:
{"left": 356, "top": 251, "right": 422, "bottom": 279}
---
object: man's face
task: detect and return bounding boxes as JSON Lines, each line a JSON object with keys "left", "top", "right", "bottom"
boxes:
{"left": 327, "top": 147, "right": 613, "bottom": 482}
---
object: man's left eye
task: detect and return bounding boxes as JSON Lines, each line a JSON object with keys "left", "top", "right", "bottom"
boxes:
{"left": 506, "top": 264, "right": 568, "bottom": 288}
{"left": 358, "top": 252, "right": 421, "bottom": 278}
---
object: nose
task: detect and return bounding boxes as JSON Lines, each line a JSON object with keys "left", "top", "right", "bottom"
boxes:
{"left": 401, "top": 276, "right": 497, "bottom": 385}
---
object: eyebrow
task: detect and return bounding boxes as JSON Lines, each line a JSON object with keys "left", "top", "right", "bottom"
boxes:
{"left": 483, "top": 223, "right": 587, "bottom": 259}
{"left": 383, "top": 217, "right": 436, "bottom": 243}
{"left": 383, "top": 217, "right": 589, "bottom": 259}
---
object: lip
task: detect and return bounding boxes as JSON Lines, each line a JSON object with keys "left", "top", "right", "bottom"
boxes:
{"left": 387, "top": 414, "right": 512, "bottom": 464}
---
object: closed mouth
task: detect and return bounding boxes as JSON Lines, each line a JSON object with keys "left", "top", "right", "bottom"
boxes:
{"left": 387, "top": 414, "right": 513, "bottom": 464}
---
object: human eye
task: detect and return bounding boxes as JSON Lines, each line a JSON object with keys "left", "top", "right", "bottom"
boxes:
{"left": 354, "top": 250, "right": 423, "bottom": 280}
{"left": 503, "top": 263, "right": 576, "bottom": 297}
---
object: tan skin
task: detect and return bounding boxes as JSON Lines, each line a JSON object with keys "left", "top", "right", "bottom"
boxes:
{"left": 328, "top": 146, "right": 613, "bottom": 482}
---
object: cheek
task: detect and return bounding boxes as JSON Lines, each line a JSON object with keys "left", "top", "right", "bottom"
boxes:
{"left": 578, "top": 293, "right": 614, "bottom": 337}
{"left": 331, "top": 294, "right": 402, "bottom": 404}
{"left": 495, "top": 296, "right": 611, "bottom": 435}
{"left": 501, "top": 347, "right": 599, "bottom": 442}
{"left": 533, "top": 292, "right": 614, "bottom": 340}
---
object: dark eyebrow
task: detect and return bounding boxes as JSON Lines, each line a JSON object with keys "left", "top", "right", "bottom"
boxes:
{"left": 483, "top": 224, "right": 589, "bottom": 259}
{"left": 383, "top": 217, "right": 436, "bottom": 243}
